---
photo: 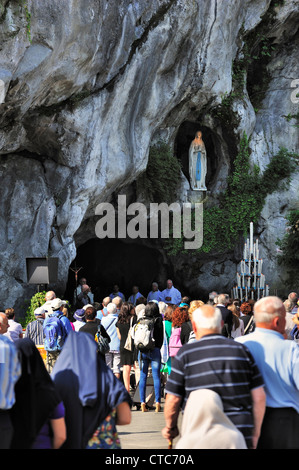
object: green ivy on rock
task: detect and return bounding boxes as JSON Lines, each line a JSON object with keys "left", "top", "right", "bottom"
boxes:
{"left": 136, "top": 141, "right": 182, "bottom": 204}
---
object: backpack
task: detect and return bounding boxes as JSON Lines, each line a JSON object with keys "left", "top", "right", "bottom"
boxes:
{"left": 43, "top": 313, "right": 66, "bottom": 352}
{"left": 133, "top": 317, "right": 156, "bottom": 352}
{"left": 169, "top": 327, "right": 182, "bottom": 357}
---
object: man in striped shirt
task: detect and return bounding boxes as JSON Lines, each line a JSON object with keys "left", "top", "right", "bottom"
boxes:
{"left": 24, "top": 306, "right": 47, "bottom": 345}
{"left": 162, "top": 304, "right": 266, "bottom": 449}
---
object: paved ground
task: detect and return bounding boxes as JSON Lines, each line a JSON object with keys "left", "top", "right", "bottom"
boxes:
{"left": 118, "top": 398, "right": 182, "bottom": 450}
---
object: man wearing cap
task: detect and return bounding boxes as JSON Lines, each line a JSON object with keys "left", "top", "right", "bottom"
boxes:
{"left": 24, "top": 306, "right": 47, "bottom": 345}
{"left": 50, "top": 298, "right": 73, "bottom": 335}
{"left": 43, "top": 298, "right": 73, "bottom": 373}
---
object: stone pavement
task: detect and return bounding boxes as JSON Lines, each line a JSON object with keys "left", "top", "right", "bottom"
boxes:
{"left": 118, "top": 398, "right": 182, "bottom": 450}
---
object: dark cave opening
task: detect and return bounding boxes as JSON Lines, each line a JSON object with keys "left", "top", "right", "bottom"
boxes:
{"left": 64, "top": 237, "right": 180, "bottom": 304}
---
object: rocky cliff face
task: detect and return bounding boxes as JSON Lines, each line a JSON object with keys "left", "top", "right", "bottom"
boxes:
{"left": 0, "top": 0, "right": 298, "bottom": 312}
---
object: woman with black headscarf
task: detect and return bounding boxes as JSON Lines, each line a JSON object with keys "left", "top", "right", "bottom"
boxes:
{"left": 9, "top": 338, "right": 66, "bottom": 449}
{"left": 51, "top": 330, "right": 132, "bottom": 449}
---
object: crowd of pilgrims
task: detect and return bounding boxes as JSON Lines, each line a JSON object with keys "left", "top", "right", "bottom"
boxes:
{"left": 1, "top": 276, "right": 299, "bottom": 450}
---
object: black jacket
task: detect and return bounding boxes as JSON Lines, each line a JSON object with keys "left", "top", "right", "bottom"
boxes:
{"left": 217, "top": 305, "right": 233, "bottom": 337}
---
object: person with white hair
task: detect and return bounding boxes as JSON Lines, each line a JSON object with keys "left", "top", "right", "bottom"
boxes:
{"left": 236, "top": 296, "right": 299, "bottom": 449}
{"left": 147, "top": 282, "right": 162, "bottom": 303}
{"left": 207, "top": 291, "right": 218, "bottom": 305}
{"left": 216, "top": 293, "right": 233, "bottom": 337}
{"left": 101, "top": 302, "right": 121, "bottom": 379}
{"left": 162, "top": 304, "right": 265, "bottom": 449}
{"left": 160, "top": 279, "right": 181, "bottom": 306}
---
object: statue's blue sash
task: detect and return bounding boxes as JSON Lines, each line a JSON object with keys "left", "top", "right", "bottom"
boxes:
{"left": 196, "top": 151, "right": 201, "bottom": 181}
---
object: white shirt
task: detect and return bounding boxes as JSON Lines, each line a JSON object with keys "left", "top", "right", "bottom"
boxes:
{"left": 4, "top": 319, "right": 23, "bottom": 342}
{"left": 73, "top": 320, "right": 85, "bottom": 332}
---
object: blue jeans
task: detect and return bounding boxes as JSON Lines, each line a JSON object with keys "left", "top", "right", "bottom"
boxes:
{"left": 139, "top": 347, "right": 161, "bottom": 404}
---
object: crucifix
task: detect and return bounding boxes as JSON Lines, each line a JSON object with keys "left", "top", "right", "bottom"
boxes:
{"left": 70, "top": 263, "right": 83, "bottom": 286}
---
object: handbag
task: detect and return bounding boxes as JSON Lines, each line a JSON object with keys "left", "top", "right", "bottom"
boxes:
{"left": 86, "top": 408, "right": 121, "bottom": 449}
{"left": 95, "top": 324, "right": 110, "bottom": 355}
{"left": 124, "top": 317, "right": 134, "bottom": 351}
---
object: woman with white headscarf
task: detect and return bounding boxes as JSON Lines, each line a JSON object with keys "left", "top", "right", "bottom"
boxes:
{"left": 175, "top": 389, "right": 247, "bottom": 449}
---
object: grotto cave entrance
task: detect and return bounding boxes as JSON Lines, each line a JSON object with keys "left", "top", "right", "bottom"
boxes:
{"left": 64, "top": 237, "right": 174, "bottom": 305}
{"left": 174, "top": 121, "right": 220, "bottom": 190}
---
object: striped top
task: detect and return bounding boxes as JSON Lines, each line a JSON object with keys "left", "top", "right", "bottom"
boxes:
{"left": 24, "top": 319, "right": 45, "bottom": 345}
{"left": 165, "top": 334, "right": 264, "bottom": 447}
{"left": 0, "top": 335, "right": 21, "bottom": 409}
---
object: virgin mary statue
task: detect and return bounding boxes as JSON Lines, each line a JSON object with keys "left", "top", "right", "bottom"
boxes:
{"left": 189, "top": 131, "right": 207, "bottom": 191}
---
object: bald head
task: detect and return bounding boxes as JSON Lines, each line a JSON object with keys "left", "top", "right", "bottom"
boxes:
{"left": 45, "top": 291, "right": 56, "bottom": 301}
{"left": 192, "top": 304, "right": 222, "bottom": 338}
{"left": 254, "top": 296, "right": 286, "bottom": 334}
{"left": 102, "top": 297, "right": 111, "bottom": 307}
{"left": 112, "top": 296, "right": 123, "bottom": 309}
